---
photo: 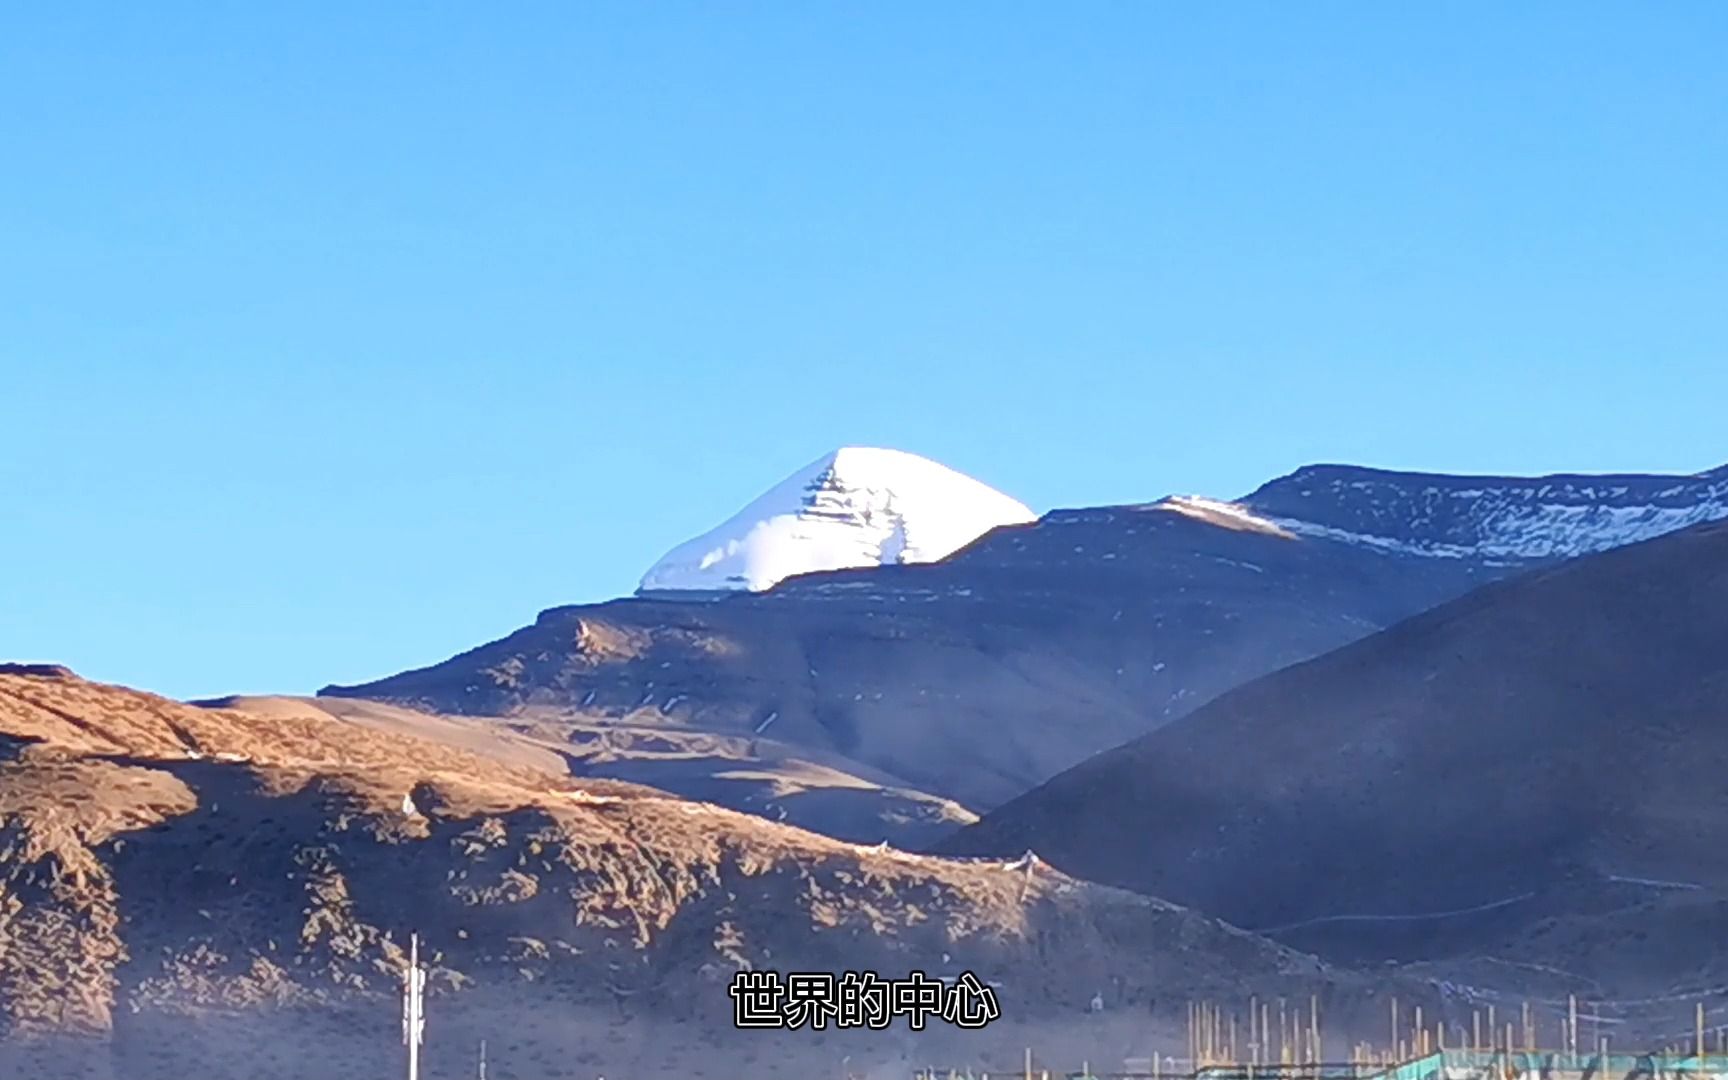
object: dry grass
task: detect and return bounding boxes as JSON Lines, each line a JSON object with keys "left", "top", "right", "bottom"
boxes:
{"left": 0, "top": 669, "right": 1387, "bottom": 1079}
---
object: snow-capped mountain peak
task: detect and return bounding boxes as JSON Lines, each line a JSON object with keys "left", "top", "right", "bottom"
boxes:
{"left": 638, "top": 447, "right": 1036, "bottom": 594}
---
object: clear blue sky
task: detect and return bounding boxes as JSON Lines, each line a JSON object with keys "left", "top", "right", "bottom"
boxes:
{"left": 4, "top": 2, "right": 1725, "bottom": 700}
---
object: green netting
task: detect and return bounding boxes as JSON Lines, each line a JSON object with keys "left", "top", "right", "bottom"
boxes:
{"left": 1348, "top": 1051, "right": 1728, "bottom": 1080}
{"left": 1435, "top": 1051, "right": 1728, "bottom": 1074}
{"left": 1382, "top": 1052, "right": 1446, "bottom": 1080}
{"left": 1191, "top": 1050, "right": 1728, "bottom": 1080}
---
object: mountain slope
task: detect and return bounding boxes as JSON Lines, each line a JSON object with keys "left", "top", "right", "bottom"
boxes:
{"left": 325, "top": 498, "right": 1495, "bottom": 813}
{"left": 192, "top": 695, "right": 979, "bottom": 848}
{"left": 1243, "top": 462, "right": 1728, "bottom": 559}
{"left": 934, "top": 518, "right": 1728, "bottom": 994}
{"left": 324, "top": 462, "right": 1728, "bottom": 822}
{"left": 639, "top": 447, "right": 1036, "bottom": 594}
{"left": 0, "top": 667, "right": 1372, "bottom": 1079}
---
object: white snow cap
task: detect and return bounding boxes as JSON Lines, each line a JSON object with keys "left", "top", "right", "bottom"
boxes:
{"left": 639, "top": 447, "right": 1036, "bottom": 594}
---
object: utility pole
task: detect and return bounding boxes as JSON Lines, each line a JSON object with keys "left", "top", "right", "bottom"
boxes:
{"left": 403, "top": 933, "right": 426, "bottom": 1080}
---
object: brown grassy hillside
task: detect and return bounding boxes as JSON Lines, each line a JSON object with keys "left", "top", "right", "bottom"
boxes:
{"left": 0, "top": 668, "right": 1409, "bottom": 1079}
{"left": 199, "top": 694, "right": 977, "bottom": 849}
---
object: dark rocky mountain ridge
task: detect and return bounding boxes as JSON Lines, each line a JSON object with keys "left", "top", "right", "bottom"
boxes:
{"left": 1241, "top": 462, "right": 1728, "bottom": 560}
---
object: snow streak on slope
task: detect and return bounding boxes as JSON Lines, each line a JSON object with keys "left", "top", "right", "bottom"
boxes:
{"left": 1155, "top": 495, "right": 1295, "bottom": 539}
{"left": 639, "top": 448, "right": 1036, "bottom": 593}
{"left": 1242, "top": 464, "right": 1728, "bottom": 561}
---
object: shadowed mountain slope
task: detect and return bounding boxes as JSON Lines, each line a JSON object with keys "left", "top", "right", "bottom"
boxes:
{"left": 321, "top": 492, "right": 1497, "bottom": 813}
{"left": 934, "top": 519, "right": 1728, "bottom": 994}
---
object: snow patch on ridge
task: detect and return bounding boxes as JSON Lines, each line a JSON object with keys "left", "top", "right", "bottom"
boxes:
{"left": 638, "top": 448, "right": 1036, "bottom": 594}
{"left": 1156, "top": 496, "right": 1294, "bottom": 538}
{"left": 1266, "top": 502, "right": 1728, "bottom": 560}
{"left": 1243, "top": 465, "right": 1728, "bottom": 561}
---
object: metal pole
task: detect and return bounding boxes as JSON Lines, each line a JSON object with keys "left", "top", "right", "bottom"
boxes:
{"left": 405, "top": 933, "right": 423, "bottom": 1080}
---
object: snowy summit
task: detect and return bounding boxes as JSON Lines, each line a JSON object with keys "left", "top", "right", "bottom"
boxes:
{"left": 638, "top": 447, "right": 1036, "bottom": 594}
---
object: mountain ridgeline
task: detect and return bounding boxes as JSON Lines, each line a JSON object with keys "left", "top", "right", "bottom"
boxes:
{"left": 321, "top": 459, "right": 1728, "bottom": 823}
{"left": 1242, "top": 461, "right": 1728, "bottom": 558}
{"left": 11, "top": 453, "right": 1728, "bottom": 1075}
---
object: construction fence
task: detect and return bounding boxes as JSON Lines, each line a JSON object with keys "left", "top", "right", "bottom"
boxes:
{"left": 915, "top": 1050, "right": 1728, "bottom": 1080}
